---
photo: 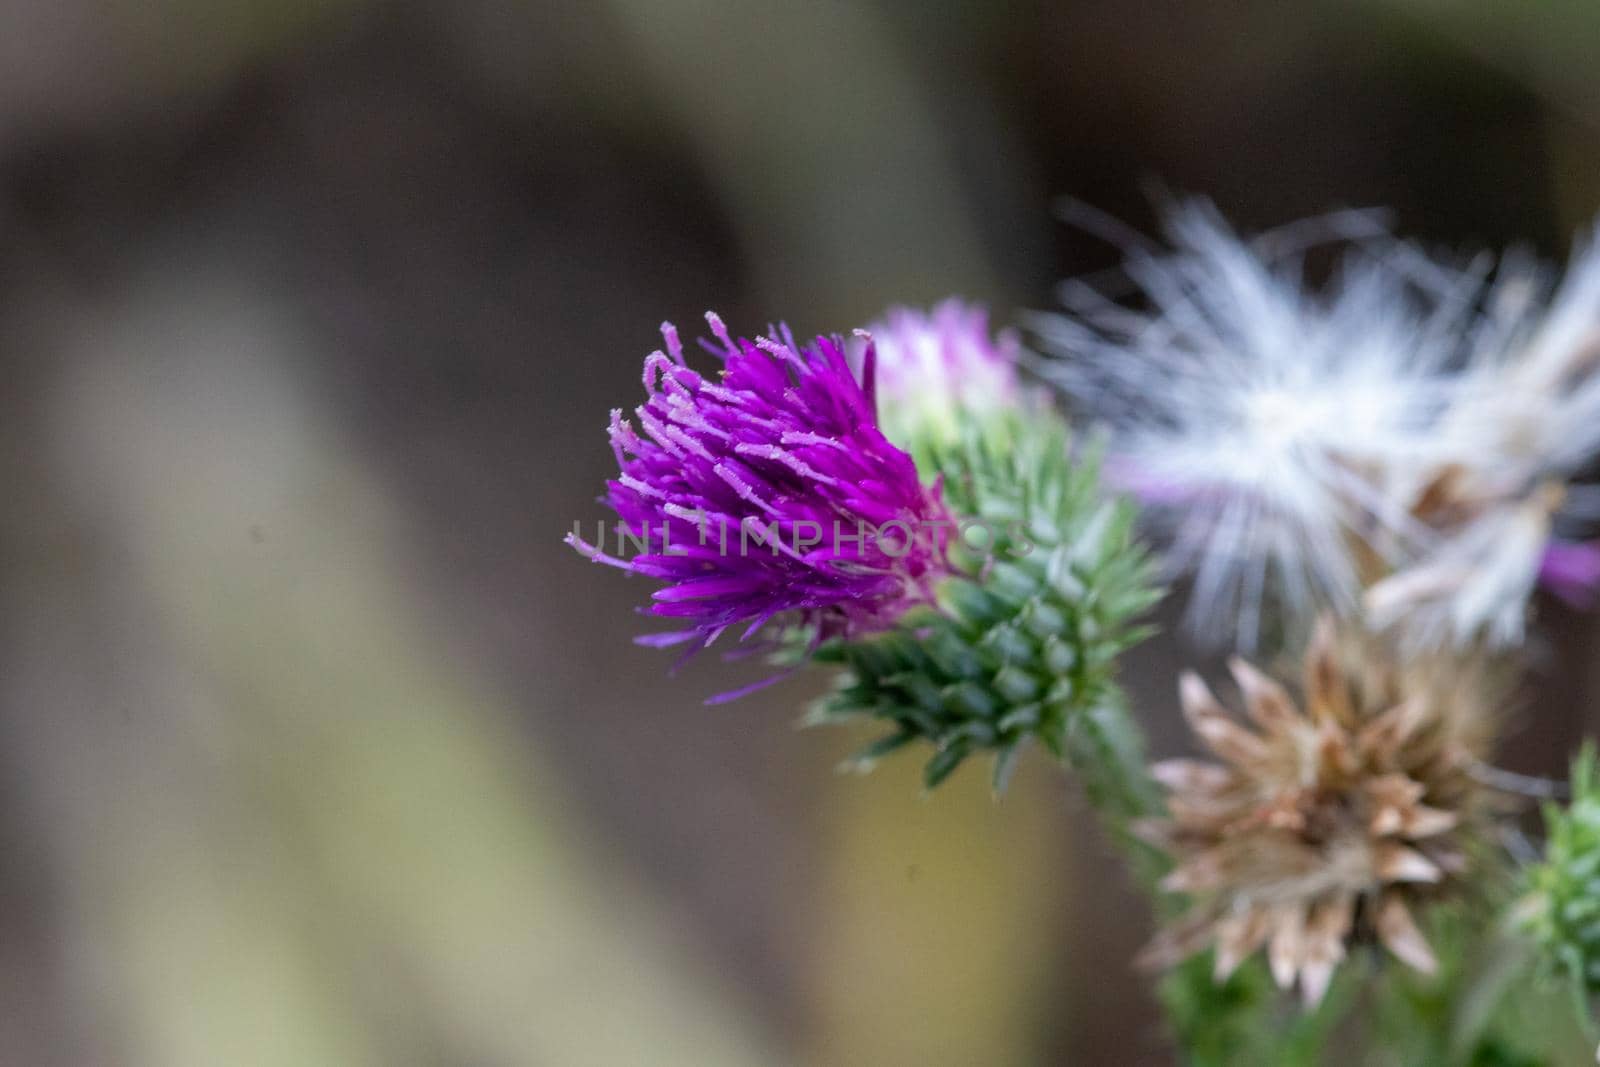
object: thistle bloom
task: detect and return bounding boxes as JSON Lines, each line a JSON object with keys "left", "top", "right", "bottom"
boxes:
{"left": 1037, "top": 203, "right": 1600, "bottom": 650}
{"left": 853, "top": 299, "right": 1025, "bottom": 445}
{"left": 1139, "top": 620, "right": 1491, "bottom": 1005}
{"left": 570, "top": 309, "right": 1157, "bottom": 780}
{"left": 568, "top": 313, "right": 954, "bottom": 669}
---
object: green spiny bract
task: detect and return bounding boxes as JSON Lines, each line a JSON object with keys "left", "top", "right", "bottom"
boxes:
{"left": 806, "top": 406, "right": 1162, "bottom": 795}
{"left": 1518, "top": 744, "right": 1600, "bottom": 1001}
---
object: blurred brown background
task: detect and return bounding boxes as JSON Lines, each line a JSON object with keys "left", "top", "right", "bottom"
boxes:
{"left": 3, "top": 2, "right": 1599, "bottom": 1064}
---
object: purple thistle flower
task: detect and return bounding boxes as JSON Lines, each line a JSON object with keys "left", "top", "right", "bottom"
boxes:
{"left": 1540, "top": 538, "right": 1600, "bottom": 609}
{"left": 568, "top": 312, "right": 955, "bottom": 668}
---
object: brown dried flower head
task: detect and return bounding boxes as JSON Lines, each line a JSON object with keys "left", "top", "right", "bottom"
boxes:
{"left": 1139, "top": 618, "right": 1495, "bottom": 1005}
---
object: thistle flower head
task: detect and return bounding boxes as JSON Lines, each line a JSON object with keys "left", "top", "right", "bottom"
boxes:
{"left": 1035, "top": 205, "right": 1451, "bottom": 648}
{"left": 568, "top": 313, "right": 953, "bottom": 659}
{"left": 1140, "top": 619, "right": 1493, "bottom": 1005}
{"left": 1038, "top": 203, "right": 1600, "bottom": 651}
{"left": 853, "top": 299, "right": 1025, "bottom": 447}
{"left": 570, "top": 308, "right": 1158, "bottom": 780}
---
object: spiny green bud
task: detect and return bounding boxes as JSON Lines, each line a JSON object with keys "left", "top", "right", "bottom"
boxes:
{"left": 807, "top": 405, "right": 1161, "bottom": 795}
{"left": 1517, "top": 744, "right": 1600, "bottom": 999}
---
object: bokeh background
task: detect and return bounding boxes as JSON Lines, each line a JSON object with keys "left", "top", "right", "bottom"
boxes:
{"left": 4, "top": 2, "right": 1600, "bottom": 1064}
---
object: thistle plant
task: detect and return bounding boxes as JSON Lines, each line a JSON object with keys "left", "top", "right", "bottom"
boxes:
{"left": 570, "top": 205, "right": 1600, "bottom": 1065}
{"left": 570, "top": 304, "right": 1159, "bottom": 795}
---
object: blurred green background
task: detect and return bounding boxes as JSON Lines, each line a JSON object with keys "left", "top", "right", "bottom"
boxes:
{"left": 3, "top": 2, "right": 1600, "bottom": 1064}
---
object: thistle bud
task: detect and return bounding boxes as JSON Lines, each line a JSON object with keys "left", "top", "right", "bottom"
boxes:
{"left": 810, "top": 405, "right": 1160, "bottom": 795}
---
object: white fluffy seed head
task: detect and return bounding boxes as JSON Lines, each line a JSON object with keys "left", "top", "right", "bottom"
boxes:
{"left": 1034, "top": 201, "right": 1600, "bottom": 650}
